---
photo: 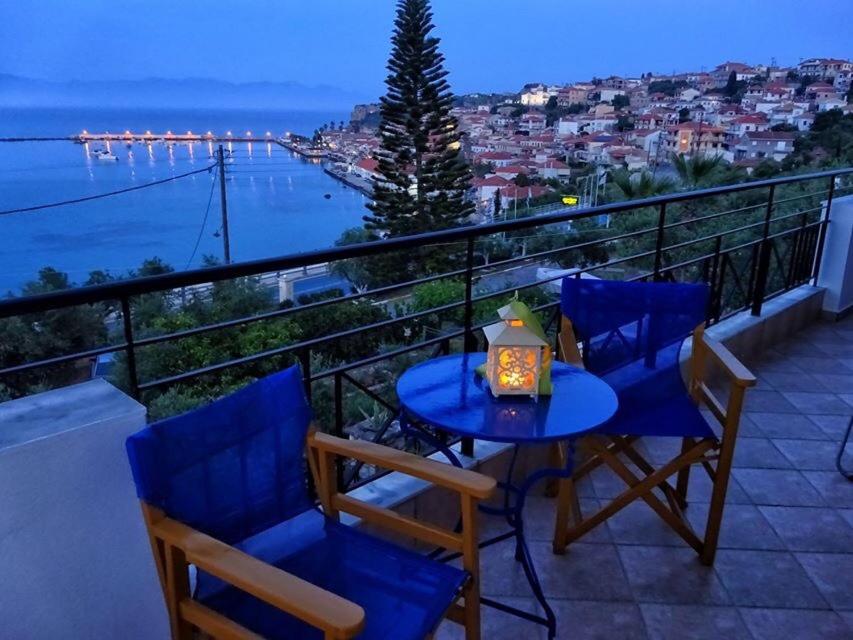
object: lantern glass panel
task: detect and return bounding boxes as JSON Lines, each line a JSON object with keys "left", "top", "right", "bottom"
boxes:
{"left": 489, "top": 345, "right": 541, "bottom": 395}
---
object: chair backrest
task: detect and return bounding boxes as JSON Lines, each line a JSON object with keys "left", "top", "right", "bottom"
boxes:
{"left": 560, "top": 279, "right": 708, "bottom": 405}
{"left": 126, "top": 365, "right": 313, "bottom": 545}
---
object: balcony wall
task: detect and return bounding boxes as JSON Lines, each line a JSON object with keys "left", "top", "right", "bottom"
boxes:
{"left": 0, "top": 380, "right": 168, "bottom": 640}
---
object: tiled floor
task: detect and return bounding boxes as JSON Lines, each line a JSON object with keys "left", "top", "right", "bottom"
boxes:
{"left": 437, "top": 315, "right": 853, "bottom": 639}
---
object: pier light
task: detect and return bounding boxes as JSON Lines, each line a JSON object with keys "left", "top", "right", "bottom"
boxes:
{"left": 187, "top": 130, "right": 192, "bottom": 135}
{"left": 145, "top": 130, "right": 151, "bottom": 136}
{"left": 207, "top": 131, "right": 213, "bottom": 137}
{"left": 226, "top": 131, "right": 232, "bottom": 137}
{"left": 246, "top": 131, "right": 252, "bottom": 136}
{"left": 125, "top": 130, "right": 131, "bottom": 135}
{"left": 265, "top": 131, "right": 271, "bottom": 137}
{"left": 82, "top": 129, "right": 88, "bottom": 135}
{"left": 166, "top": 130, "right": 173, "bottom": 136}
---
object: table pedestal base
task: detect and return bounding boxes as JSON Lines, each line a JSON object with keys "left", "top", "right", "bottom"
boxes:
{"left": 402, "top": 416, "right": 574, "bottom": 640}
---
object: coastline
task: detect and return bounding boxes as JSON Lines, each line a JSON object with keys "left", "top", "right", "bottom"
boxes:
{"left": 323, "top": 165, "right": 374, "bottom": 197}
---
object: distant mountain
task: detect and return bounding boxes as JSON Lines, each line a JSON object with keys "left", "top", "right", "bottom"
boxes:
{"left": 0, "top": 74, "right": 371, "bottom": 111}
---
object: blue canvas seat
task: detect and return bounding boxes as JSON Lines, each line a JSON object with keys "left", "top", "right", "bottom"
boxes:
{"left": 552, "top": 279, "right": 756, "bottom": 565}
{"left": 127, "top": 365, "right": 493, "bottom": 640}
{"left": 560, "top": 280, "right": 714, "bottom": 440}
{"left": 198, "top": 510, "right": 466, "bottom": 640}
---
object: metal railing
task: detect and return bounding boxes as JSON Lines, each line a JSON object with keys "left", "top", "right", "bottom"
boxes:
{"left": 1, "top": 168, "right": 851, "bottom": 488}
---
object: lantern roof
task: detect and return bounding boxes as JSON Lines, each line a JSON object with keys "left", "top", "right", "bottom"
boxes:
{"left": 482, "top": 319, "right": 548, "bottom": 347}
{"left": 497, "top": 304, "right": 521, "bottom": 321}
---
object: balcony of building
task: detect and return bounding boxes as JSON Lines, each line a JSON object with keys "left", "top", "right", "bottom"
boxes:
{"left": 1, "top": 169, "right": 852, "bottom": 639}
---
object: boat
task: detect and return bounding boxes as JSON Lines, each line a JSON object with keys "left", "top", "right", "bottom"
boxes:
{"left": 91, "top": 149, "right": 119, "bottom": 162}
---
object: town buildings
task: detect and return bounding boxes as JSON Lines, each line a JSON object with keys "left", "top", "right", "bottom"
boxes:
{"left": 331, "top": 56, "right": 852, "bottom": 216}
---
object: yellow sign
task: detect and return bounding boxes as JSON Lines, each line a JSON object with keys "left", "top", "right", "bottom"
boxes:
{"left": 561, "top": 195, "right": 579, "bottom": 205}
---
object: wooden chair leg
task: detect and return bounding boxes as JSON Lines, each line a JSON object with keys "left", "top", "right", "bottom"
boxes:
{"left": 164, "top": 544, "right": 193, "bottom": 640}
{"left": 544, "top": 441, "right": 562, "bottom": 497}
{"left": 701, "top": 387, "right": 745, "bottom": 566}
{"left": 460, "top": 494, "right": 481, "bottom": 640}
{"left": 675, "top": 437, "right": 693, "bottom": 507}
{"left": 552, "top": 474, "right": 581, "bottom": 554}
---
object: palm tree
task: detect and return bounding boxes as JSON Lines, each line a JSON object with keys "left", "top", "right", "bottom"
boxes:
{"left": 610, "top": 168, "right": 675, "bottom": 200}
{"left": 671, "top": 153, "right": 724, "bottom": 188}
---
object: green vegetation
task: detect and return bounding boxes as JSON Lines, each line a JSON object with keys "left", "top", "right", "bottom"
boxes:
{"left": 544, "top": 96, "right": 586, "bottom": 126}
{"left": 611, "top": 94, "right": 630, "bottom": 110}
{"left": 647, "top": 79, "right": 688, "bottom": 96}
{"left": 671, "top": 153, "right": 726, "bottom": 188}
{"left": 610, "top": 170, "right": 675, "bottom": 199}
{"left": 783, "top": 111, "right": 853, "bottom": 169}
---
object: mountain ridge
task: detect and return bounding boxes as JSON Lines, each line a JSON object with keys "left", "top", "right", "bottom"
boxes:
{"left": 0, "top": 74, "right": 371, "bottom": 110}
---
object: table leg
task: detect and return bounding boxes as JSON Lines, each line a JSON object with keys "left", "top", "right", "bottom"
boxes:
{"left": 511, "top": 440, "right": 577, "bottom": 640}
{"left": 400, "top": 410, "right": 576, "bottom": 640}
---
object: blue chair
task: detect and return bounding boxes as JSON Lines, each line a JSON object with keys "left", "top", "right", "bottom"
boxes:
{"left": 552, "top": 279, "right": 755, "bottom": 565}
{"left": 126, "top": 365, "right": 495, "bottom": 640}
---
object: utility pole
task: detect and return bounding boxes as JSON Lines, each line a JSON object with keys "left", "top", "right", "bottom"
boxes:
{"left": 217, "top": 144, "right": 231, "bottom": 264}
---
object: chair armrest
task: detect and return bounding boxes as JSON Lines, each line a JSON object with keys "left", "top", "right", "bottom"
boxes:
{"left": 308, "top": 432, "right": 496, "bottom": 500}
{"left": 151, "top": 517, "right": 365, "bottom": 639}
{"left": 699, "top": 334, "right": 757, "bottom": 388}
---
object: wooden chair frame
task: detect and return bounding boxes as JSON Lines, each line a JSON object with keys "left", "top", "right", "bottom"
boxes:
{"left": 140, "top": 429, "right": 496, "bottom": 640}
{"left": 552, "top": 316, "right": 756, "bottom": 566}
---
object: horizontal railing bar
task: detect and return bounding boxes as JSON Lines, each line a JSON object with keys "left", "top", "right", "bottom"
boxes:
{"left": 471, "top": 249, "right": 660, "bottom": 304}
{"left": 772, "top": 188, "right": 830, "bottom": 205}
{"left": 660, "top": 220, "right": 823, "bottom": 275}
{"left": 469, "top": 225, "right": 660, "bottom": 275}
{"left": 307, "top": 331, "right": 467, "bottom": 382}
{"left": 2, "top": 168, "right": 849, "bottom": 317}
{"left": 136, "top": 301, "right": 471, "bottom": 389}
{"left": 659, "top": 188, "right": 826, "bottom": 233}
{"left": 133, "top": 266, "right": 470, "bottom": 348}
{"left": 662, "top": 201, "right": 765, "bottom": 230}
{"left": 660, "top": 207, "right": 822, "bottom": 255}
{"left": 0, "top": 343, "right": 127, "bottom": 376}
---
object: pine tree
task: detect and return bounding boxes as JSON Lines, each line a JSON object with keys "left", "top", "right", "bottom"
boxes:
{"left": 364, "top": 0, "right": 473, "bottom": 238}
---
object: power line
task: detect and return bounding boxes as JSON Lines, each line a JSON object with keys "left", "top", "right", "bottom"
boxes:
{"left": 184, "top": 172, "right": 219, "bottom": 271}
{"left": 0, "top": 164, "right": 216, "bottom": 216}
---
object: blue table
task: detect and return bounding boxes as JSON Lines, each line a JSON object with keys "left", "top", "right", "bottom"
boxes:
{"left": 397, "top": 353, "right": 618, "bottom": 639}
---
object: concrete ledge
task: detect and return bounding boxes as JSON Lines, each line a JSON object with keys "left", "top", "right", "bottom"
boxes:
{"left": 704, "top": 285, "right": 825, "bottom": 363}
{"left": 0, "top": 380, "right": 167, "bottom": 640}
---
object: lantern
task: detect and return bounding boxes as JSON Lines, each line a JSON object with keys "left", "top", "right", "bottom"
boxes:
{"left": 482, "top": 304, "right": 547, "bottom": 397}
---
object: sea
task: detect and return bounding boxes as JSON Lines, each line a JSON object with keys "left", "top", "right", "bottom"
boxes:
{"left": 0, "top": 106, "right": 369, "bottom": 294}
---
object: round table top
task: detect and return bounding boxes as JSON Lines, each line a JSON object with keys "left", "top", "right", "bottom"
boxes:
{"left": 396, "top": 353, "right": 618, "bottom": 443}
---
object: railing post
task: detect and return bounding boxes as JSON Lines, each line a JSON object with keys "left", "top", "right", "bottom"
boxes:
{"left": 751, "top": 184, "right": 776, "bottom": 316}
{"left": 333, "top": 372, "right": 346, "bottom": 491}
{"left": 120, "top": 296, "right": 140, "bottom": 399}
{"left": 463, "top": 236, "right": 476, "bottom": 352}
{"left": 787, "top": 212, "right": 808, "bottom": 288}
{"left": 653, "top": 202, "right": 667, "bottom": 281}
{"left": 298, "top": 348, "right": 312, "bottom": 403}
{"left": 707, "top": 235, "right": 723, "bottom": 323}
{"left": 462, "top": 236, "right": 475, "bottom": 457}
{"left": 812, "top": 175, "right": 835, "bottom": 284}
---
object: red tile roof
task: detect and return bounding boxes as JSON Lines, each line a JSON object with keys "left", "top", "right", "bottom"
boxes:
{"left": 472, "top": 176, "right": 512, "bottom": 187}
{"left": 356, "top": 157, "right": 379, "bottom": 172}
